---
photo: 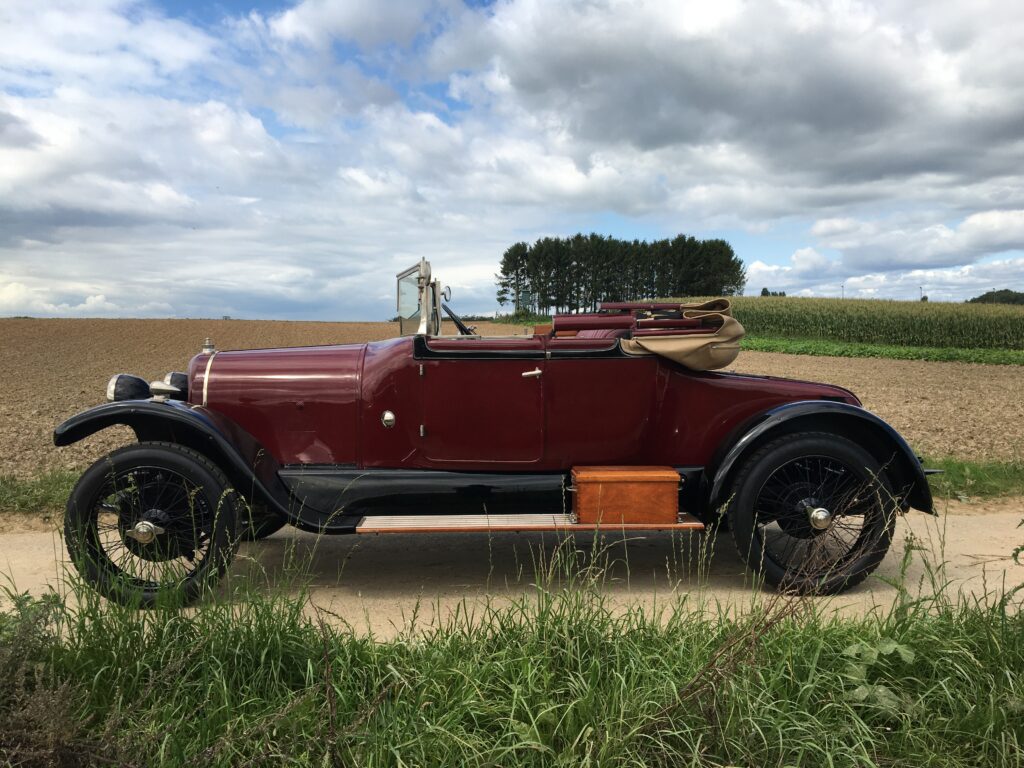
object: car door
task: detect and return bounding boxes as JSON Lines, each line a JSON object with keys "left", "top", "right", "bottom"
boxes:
{"left": 542, "top": 336, "right": 660, "bottom": 465}
{"left": 416, "top": 336, "right": 545, "bottom": 465}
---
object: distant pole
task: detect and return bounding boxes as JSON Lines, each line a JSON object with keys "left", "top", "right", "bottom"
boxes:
{"left": 841, "top": 283, "right": 844, "bottom": 300}
{"left": 919, "top": 286, "right": 923, "bottom": 300}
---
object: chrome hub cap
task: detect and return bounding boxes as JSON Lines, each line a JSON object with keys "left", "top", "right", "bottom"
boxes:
{"left": 125, "top": 519, "right": 165, "bottom": 544}
{"left": 807, "top": 506, "right": 833, "bottom": 531}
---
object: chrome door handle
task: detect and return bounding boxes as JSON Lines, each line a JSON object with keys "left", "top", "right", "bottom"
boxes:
{"left": 522, "top": 368, "right": 543, "bottom": 378}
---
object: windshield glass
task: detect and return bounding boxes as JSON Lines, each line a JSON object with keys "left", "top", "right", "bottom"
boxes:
{"left": 397, "top": 270, "right": 420, "bottom": 336}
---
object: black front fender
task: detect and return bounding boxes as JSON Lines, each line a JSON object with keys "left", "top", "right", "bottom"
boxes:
{"left": 708, "top": 401, "right": 935, "bottom": 515}
{"left": 53, "top": 400, "right": 307, "bottom": 527}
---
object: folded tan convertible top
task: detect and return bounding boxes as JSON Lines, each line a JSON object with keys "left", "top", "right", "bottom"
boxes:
{"left": 619, "top": 299, "right": 745, "bottom": 371}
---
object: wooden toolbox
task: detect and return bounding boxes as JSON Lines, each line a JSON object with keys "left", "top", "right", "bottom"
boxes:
{"left": 571, "top": 466, "right": 681, "bottom": 525}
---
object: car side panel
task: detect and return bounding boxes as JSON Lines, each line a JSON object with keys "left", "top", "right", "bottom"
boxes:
{"left": 643, "top": 368, "right": 824, "bottom": 466}
{"left": 543, "top": 354, "right": 659, "bottom": 466}
{"left": 192, "top": 335, "right": 862, "bottom": 472}
{"left": 359, "top": 337, "right": 425, "bottom": 467}
{"left": 192, "top": 344, "right": 364, "bottom": 465}
{"left": 359, "top": 338, "right": 861, "bottom": 471}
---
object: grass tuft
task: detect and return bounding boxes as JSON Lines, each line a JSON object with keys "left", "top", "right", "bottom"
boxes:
{"left": 742, "top": 336, "right": 1024, "bottom": 366}
{"left": 0, "top": 470, "right": 76, "bottom": 518}
{"left": 925, "top": 456, "right": 1024, "bottom": 500}
{"left": 1, "top": 535, "right": 1023, "bottom": 767}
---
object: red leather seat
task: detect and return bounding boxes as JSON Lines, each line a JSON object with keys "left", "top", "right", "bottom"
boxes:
{"left": 575, "top": 328, "right": 632, "bottom": 339}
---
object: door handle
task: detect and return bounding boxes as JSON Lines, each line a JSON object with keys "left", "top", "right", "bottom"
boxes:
{"left": 522, "top": 368, "right": 543, "bottom": 378}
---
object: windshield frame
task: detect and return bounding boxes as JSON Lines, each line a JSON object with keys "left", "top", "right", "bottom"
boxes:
{"left": 396, "top": 259, "right": 440, "bottom": 336}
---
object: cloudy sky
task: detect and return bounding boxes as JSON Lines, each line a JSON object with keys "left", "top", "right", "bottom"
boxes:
{"left": 1, "top": 0, "right": 1023, "bottom": 319}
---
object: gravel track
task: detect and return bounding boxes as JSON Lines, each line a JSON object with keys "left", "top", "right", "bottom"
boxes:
{"left": 2, "top": 498, "right": 1022, "bottom": 637}
{"left": 1, "top": 317, "right": 1021, "bottom": 478}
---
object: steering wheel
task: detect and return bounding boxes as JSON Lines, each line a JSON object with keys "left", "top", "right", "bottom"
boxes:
{"left": 442, "top": 303, "right": 476, "bottom": 336}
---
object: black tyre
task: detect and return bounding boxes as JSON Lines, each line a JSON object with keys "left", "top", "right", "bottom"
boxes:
{"left": 239, "top": 502, "right": 288, "bottom": 541}
{"left": 64, "top": 442, "right": 242, "bottom": 607}
{"left": 727, "top": 431, "right": 898, "bottom": 595}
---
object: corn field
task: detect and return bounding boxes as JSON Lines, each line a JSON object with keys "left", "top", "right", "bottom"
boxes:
{"left": 683, "top": 297, "right": 1024, "bottom": 350}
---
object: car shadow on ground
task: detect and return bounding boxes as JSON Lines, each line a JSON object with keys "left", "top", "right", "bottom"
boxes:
{"left": 236, "top": 527, "right": 769, "bottom": 599}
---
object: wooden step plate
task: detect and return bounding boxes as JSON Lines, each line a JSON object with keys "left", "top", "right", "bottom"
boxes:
{"left": 355, "top": 512, "right": 705, "bottom": 534}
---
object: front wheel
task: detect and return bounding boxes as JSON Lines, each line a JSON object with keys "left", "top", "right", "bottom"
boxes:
{"left": 727, "top": 432, "right": 899, "bottom": 595}
{"left": 64, "top": 442, "right": 242, "bottom": 607}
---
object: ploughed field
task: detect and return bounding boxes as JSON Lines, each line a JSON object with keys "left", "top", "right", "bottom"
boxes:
{"left": 2, "top": 316, "right": 1022, "bottom": 479}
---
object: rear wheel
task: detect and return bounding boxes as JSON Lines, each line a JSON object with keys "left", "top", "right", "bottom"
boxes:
{"left": 727, "top": 432, "right": 898, "bottom": 595}
{"left": 64, "top": 442, "right": 241, "bottom": 607}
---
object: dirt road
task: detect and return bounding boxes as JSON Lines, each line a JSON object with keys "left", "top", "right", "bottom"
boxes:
{"left": 3, "top": 498, "right": 1021, "bottom": 637}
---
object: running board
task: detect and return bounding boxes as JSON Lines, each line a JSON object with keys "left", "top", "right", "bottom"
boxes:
{"left": 355, "top": 512, "right": 705, "bottom": 534}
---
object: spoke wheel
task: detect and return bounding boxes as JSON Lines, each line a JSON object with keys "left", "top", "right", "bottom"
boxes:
{"left": 728, "top": 432, "right": 898, "bottom": 595}
{"left": 65, "top": 442, "right": 241, "bottom": 607}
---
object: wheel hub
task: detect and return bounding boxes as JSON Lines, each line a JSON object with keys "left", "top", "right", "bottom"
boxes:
{"left": 120, "top": 506, "right": 184, "bottom": 561}
{"left": 807, "top": 506, "right": 833, "bottom": 531}
{"left": 125, "top": 518, "right": 165, "bottom": 544}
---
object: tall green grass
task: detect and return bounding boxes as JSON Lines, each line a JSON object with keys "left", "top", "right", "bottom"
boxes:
{"left": 2, "top": 534, "right": 1023, "bottom": 767}
{"left": 742, "top": 335, "right": 1024, "bottom": 365}
{"left": 925, "top": 457, "right": 1024, "bottom": 499}
{"left": 0, "top": 470, "right": 76, "bottom": 516}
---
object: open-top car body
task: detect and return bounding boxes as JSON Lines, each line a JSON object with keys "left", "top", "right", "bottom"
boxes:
{"left": 56, "top": 259, "right": 935, "bottom": 605}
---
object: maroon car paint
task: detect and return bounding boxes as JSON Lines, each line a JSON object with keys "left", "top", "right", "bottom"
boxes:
{"left": 189, "top": 334, "right": 859, "bottom": 471}
{"left": 190, "top": 344, "right": 364, "bottom": 465}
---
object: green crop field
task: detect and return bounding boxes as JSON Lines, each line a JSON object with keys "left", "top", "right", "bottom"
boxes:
{"left": 720, "top": 296, "right": 1024, "bottom": 350}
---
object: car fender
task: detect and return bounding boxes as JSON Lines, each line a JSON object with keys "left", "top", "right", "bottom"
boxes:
{"left": 707, "top": 400, "right": 935, "bottom": 515}
{"left": 52, "top": 399, "right": 325, "bottom": 530}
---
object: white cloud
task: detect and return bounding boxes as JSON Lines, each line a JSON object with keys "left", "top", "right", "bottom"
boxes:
{"left": 269, "top": 0, "right": 437, "bottom": 49}
{"left": 747, "top": 248, "right": 843, "bottom": 295}
{"left": 0, "top": 279, "right": 124, "bottom": 316}
{"left": 1, "top": 0, "right": 1024, "bottom": 318}
{"left": 812, "top": 210, "right": 1024, "bottom": 270}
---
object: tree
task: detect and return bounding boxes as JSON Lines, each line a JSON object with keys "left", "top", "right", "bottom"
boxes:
{"left": 495, "top": 242, "right": 529, "bottom": 313}
{"left": 495, "top": 232, "right": 747, "bottom": 313}
{"left": 967, "top": 289, "right": 1024, "bottom": 305}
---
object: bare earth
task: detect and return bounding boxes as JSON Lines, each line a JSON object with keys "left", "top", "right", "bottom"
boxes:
{"left": 2, "top": 497, "right": 1021, "bottom": 637}
{"left": 1, "top": 317, "right": 1021, "bottom": 479}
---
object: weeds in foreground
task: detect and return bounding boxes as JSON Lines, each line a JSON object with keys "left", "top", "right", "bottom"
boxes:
{"left": 0, "top": 523, "right": 1022, "bottom": 767}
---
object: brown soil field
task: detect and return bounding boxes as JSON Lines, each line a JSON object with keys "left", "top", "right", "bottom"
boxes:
{"left": 1, "top": 317, "right": 1022, "bottom": 478}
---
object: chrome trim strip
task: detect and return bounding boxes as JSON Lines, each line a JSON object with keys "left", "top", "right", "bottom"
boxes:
{"left": 202, "top": 352, "right": 217, "bottom": 407}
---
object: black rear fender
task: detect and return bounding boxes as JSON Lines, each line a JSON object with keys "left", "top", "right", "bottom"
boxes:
{"left": 707, "top": 401, "right": 935, "bottom": 515}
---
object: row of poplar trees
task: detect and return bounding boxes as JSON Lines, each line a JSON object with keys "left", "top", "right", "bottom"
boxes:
{"left": 495, "top": 233, "right": 746, "bottom": 316}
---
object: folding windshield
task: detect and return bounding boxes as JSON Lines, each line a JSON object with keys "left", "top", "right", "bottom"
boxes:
{"left": 396, "top": 259, "right": 439, "bottom": 336}
{"left": 397, "top": 265, "right": 421, "bottom": 336}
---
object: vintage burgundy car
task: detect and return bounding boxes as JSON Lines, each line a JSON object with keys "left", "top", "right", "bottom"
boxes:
{"left": 55, "top": 259, "right": 934, "bottom": 605}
